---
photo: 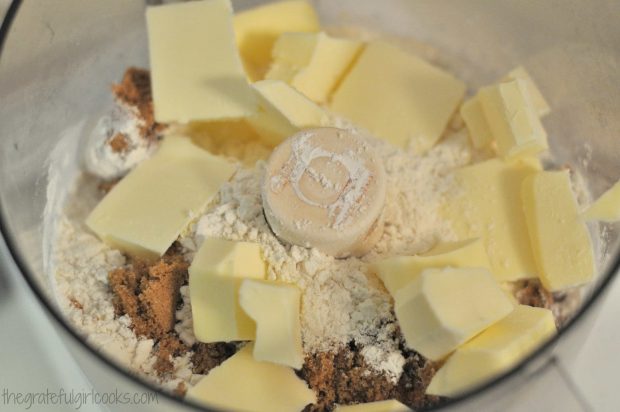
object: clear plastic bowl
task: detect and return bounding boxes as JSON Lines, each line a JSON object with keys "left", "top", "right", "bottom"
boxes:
{"left": 0, "top": 0, "right": 619, "bottom": 410}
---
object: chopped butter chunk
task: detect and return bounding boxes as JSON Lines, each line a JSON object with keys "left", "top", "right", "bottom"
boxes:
{"left": 478, "top": 79, "right": 548, "bottom": 159}
{"left": 239, "top": 280, "right": 304, "bottom": 369}
{"left": 443, "top": 158, "right": 541, "bottom": 282}
{"left": 330, "top": 41, "right": 466, "bottom": 152}
{"left": 394, "top": 267, "right": 514, "bottom": 361}
{"left": 248, "top": 80, "right": 327, "bottom": 146}
{"left": 427, "top": 305, "right": 556, "bottom": 397}
{"left": 86, "top": 136, "right": 235, "bottom": 259}
{"left": 186, "top": 344, "right": 316, "bottom": 412}
{"left": 521, "top": 171, "right": 595, "bottom": 291}
{"left": 267, "top": 32, "right": 363, "bottom": 103}
{"left": 502, "top": 66, "right": 550, "bottom": 117}
{"left": 189, "top": 238, "right": 267, "bottom": 342}
{"left": 372, "top": 238, "right": 491, "bottom": 295}
{"left": 460, "top": 97, "right": 494, "bottom": 149}
{"left": 334, "top": 399, "right": 411, "bottom": 412}
{"left": 146, "top": 0, "right": 256, "bottom": 123}
{"left": 582, "top": 179, "right": 620, "bottom": 222}
{"left": 234, "top": 0, "right": 320, "bottom": 81}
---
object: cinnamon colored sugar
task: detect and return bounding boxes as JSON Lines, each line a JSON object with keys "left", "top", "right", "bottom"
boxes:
{"left": 191, "top": 342, "right": 238, "bottom": 375}
{"left": 108, "top": 246, "right": 188, "bottom": 339}
{"left": 299, "top": 343, "right": 442, "bottom": 412}
{"left": 112, "top": 67, "right": 165, "bottom": 141}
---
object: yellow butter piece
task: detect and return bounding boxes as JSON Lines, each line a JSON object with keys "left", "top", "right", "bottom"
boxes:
{"left": 427, "top": 305, "right": 556, "bottom": 397}
{"left": 189, "top": 238, "right": 267, "bottom": 342}
{"left": 502, "top": 66, "right": 550, "bottom": 117}
{"left": 443, "top": 158, "right": 541, "bottom": 282}
{"left": 394, "top": 267, "right": 514, "bottom": 361}
{"left": 372, "top": 239, "right": 491, "bottom": 295}
{"left": 334, "top": 399, "right": 411, "bottom": 412}
{"left": 267, "top": 32, "right": 363, "bottom": 103}
{"left": 460, "top": 97, "right": 493, "bottom": 149}
{"left": 582, "top": 180, "right": 620, "bottom": 222}
{"left": 239, "top": 280, "right": 304, "bottom": 369}
{"left": 522, "top": 171, "right": 595, "bottom": 291}
{"left": 478, "top": 79, "right": 548, "bottom": 159}
{"left": 248, "top": 80, "right": 327, "bottom": 146}
{"left": 187, "top": 344, "right": 316, "bottom": 412}
{"left": 86, "top": 136, "right": 235, "bottom": 259}
{"left": 330, "top": 41, "right": 466, "bottom": 152}
{"left": 234, "top": 0, "right": 320, "bottom": 81}
{"left": 146, "top": 0, "right": 255, "bottom": 123}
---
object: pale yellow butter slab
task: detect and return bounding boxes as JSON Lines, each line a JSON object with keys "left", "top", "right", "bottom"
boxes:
{"left": 460, "top": 97, "right": 494, "bottom": 149}
{"left": 427, "top": 305, "right": 556, "bottom": 397}
{"left": 234, "top": 0, "right": 320, "bottom": 81}
{"left": 267, "top": 32, "right": 363, "bottom": 103}
{"left": 247, "top": 79, "right": 327, "bottom": 146}
{"left": 334, "top": 399, "right": 411, "bottom": 412}
{"left": 330, "top": 41, "right": 466, "bottom": 152}
{"left": 372, "top": 238, "right": 491, "bottom": 295}
{"left": 502, "top": 66, "right": 550, "bottom": 117}
{"left": 394, "top": 267, "right": 514, "bottom": 361}
{"left": 521, "top": 171, "right": 595, "bottom": 291}
{"left": 186, "top": 344, "right": 316, "bottom": 412}
{"left": 189, "top": 238, "right": 266, "bottom": 342}
{"left": 443, "top": 158, "right": 541, "bottom": 282}
{"left": 582, "top": 179, "right": 620, "bottom": 222}
{"left": 146, "top": 0, "right": 256, "bottom": 123}
{"left": 239, "top": 279, "right": 304, "bottom": 369}
{"left": 478, "top": 79, "right": 548, "bottom": 159}
{"left": 86, "top": 136, "right": 236, "bottom": 259}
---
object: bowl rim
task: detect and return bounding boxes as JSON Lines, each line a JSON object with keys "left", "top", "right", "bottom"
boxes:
{"left": 0, "top": 0, "right": 618, "bottom": 410}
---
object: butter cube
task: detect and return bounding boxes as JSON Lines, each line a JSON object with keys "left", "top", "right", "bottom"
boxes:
{"left": 146, "top": 0, "right": 256, "bottom": 123}
{"left": 478, "top": 79, "right": 548, "bottom": 159}
{"left": 582, "top": 180, "right": 620, "bottom": 222}
{"left": 443, "top": 158, "right": 541, "bottom": 282}
{"left": 503, "top": 66, "right": 550, "bottom": 117}
{"left": 460, "top": 97, "right": 493, "bottom": 149}
{"left": 394, "top": 267, "right": 514, "bottom": 361}
{"left": 189, "top": 238, "right": 267, "bottom": 342}
{"left": 334, "top": 399, "right": 411, "bottom": 412}
{"left": 187, "top": 344, "right": 316, "bottom": 411}
{"left": 234, "top": 0, "right": 320, "bottom": 81}
{"left": 267, "top": 32, "right": 363, "bottom": 103}
{"left": 248, "top": 80, "right": 328, "bottom": 146}
{"left": 330, "top": 41, "right": 466, "bottom": 152}
{"left": 86, "top": 136, "right": 235, "bottom": 259}
{"left": 239, "top": 280, "right": 304, "bottom": 369}
{"left": 372, "top": 239, "right": 491, "bottom": 295}
{"left": 427, "top": 305, "right": 556, "bottom": 397}
{"left": 522, "top": 171, "right": 595, "bottom": 291}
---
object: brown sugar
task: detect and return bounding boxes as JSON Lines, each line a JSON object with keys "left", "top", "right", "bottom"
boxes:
{"left": 154, "top": 334, "right": 188, "bottom": 376}
{"left": 108, "top": 132, "right": 130, "bottom": 153}
{"left": 191, "top": 342, "right": 239, "bottom": 375}
{"left": 299, "top": 341, "right": 442, "bottom": 412}
{"left": 108, "top": 246, "right": 188, "bottom": 340}
{"left": 112, "top": 67, "right": 166, "bottom": 141}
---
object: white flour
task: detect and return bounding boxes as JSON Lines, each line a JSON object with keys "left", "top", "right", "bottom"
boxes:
{"left": 190, "top": 124, "right": 472, "bottom": 382}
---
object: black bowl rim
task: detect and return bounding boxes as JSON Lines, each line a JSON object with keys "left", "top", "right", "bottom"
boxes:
{"left": 0, "top": 1, "right": 618, "bottom": 410}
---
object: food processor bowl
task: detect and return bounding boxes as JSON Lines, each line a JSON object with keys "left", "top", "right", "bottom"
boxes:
{"left": 0, "top": 0, "right": 619, "bottom": 410}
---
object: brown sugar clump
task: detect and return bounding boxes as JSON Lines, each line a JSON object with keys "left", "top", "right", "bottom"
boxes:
{"left": 515, "top": 279, "right": 555, "bottom": 310}
{"left": 191, "top": 342, "right": 239, "bottom": 376}
{"left": 393, "top": 348, "right": 444, "bottom": 410}
{"left": 112, "top": 67, "right": 165, "bottom": 141}
{"left": 299, "top": 339, "right": 443, "bottom": 411}
{"left": 154, "top": 334, "right": 188, "bottom": 376}
{"left": 108, "top": 246, "right": 188, "bottom": 340}
{"left": 108, "top": 132, "right": 130, "bottom": 153}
